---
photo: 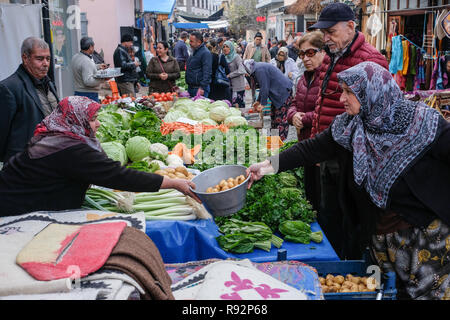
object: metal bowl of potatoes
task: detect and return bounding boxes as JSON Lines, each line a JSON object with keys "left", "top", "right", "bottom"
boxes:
{"left": 189, "top": 165, "right": 251, "bottom": 217}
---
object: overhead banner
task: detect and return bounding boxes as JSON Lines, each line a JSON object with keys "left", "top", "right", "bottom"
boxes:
{"left": 0, "top": 4, "right": 43, "bottom": 81}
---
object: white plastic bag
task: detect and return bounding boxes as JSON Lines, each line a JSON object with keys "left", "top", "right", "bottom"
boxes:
{"left": 366, "top": 12, "right": 383, "bottom": 37}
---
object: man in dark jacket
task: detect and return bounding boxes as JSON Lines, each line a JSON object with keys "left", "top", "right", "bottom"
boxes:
{"left": 0, "top": 37, "right": 59, "bottom": 164}
{"left": 173, "top": 31, "right": 189, "bottom": 71}
{"left": 185, "top": 32, "right": 212, "bottom": 98}
{"left": 308, "top": 3, "right": 388, "bottom": 259}
{"left": 113, "top": 34, "right": 140, "bottom": 97}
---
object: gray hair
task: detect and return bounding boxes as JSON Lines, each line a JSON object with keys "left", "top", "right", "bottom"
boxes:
{"left": 21, "top": 37, "right": 49, "bottom": 57}
{"left": 80, "top": 37, "right": 95, "bottom": 51}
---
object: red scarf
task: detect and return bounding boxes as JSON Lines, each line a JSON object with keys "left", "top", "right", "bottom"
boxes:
{"left": 28, "top": 96, "right": 102, "bottom": 159}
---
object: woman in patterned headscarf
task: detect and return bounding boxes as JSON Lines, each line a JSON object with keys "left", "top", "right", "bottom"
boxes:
{"left": 0, "top": 96, "right": 200, "bottom": 217}
{"left": 247, "top": 61, "right": 450, "bottom": 300}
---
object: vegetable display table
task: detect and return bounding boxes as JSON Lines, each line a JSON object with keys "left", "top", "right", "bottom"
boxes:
{"left": 146, "top": 219, "right": 339, "bottom": 264}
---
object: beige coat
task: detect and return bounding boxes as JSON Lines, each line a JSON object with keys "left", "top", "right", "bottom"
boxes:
{"left": 243, "top": 42, "right": 271, "bottom": 63}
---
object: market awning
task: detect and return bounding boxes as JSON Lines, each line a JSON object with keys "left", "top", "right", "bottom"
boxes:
{"left": 206, "top": 20, "right": 229, "bottom": 29}
{"left": 177, "top": 8, "right": 224, "bottom": 23}
{"left": 143, "top": 0, "right": 176, "bottom": 15}
{"left": 172, "top": 22, "right": 209, "bottom": 29}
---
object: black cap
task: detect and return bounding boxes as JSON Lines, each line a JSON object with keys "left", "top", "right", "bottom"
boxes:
{"left": 254, "top": 32, "right": 263, "bottom": 39}
{"left": 121, "top": 34, "right": 133, "bottom": 43}
{"left": 308, "top": 3, "right": 355, "bottom": 30}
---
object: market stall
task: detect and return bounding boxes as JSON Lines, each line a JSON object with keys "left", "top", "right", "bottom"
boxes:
{"left": 146, "top": 219, "right": 339, "bottom": 264}
{"left": 77, "top": 92, "right": 399, "bottom": 300}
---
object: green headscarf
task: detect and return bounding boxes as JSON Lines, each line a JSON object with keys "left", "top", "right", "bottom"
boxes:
{"left": 224, "top": 40, "right": 237, "bottom": 64}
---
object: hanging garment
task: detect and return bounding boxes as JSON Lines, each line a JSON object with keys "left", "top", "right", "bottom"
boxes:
{"left": 389, "top": 36, "right": 404, "bottom": 75}
{"left": 402, "top": 41, "right": 410, "bottom": 76}
{"left": 414, "top": 51, "right": 426, "bottom": 90}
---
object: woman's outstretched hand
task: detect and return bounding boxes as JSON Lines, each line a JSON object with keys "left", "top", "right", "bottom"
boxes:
{"left": 246, "top": 160, "right": 275, "bottom": 189}
{"left": 161, "top": 177, "right": 202, "bottom": 203}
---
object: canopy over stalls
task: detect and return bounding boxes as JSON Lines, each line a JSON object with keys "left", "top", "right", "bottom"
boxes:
{"left": 172, "top": 22, "right": 209, "bottom": 29}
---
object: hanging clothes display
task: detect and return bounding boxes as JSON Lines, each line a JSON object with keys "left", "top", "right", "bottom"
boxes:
{"left": 405, "top": 45, "right": 417, "bottom": 92}
{"left": 389, "top": 36, "right": 404, "bottom": 74}
{"left": 414, "top": 50, "right": 426, "bottom": 90}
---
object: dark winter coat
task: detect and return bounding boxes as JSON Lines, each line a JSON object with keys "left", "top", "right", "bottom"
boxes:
{"left": 146, "top": 55, "right": 181, "bottom": 93}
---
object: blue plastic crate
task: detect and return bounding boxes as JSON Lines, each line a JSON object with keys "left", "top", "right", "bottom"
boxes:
{"left": 307, "top": 260, "right": 397, "bottom": 300}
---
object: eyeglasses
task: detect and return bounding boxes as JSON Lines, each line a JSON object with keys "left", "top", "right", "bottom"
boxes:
{"left": 298, "top": 48, "right": 321, "bottom": 59}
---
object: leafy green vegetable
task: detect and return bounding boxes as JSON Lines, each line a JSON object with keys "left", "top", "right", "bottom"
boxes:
{"left": 278, "top": 220, "right": 323, "bottom": 244}
{"left": 216, "top": 219, "right": 283, "bottom": 253}
{"left": 216, "top": 171, "right": 316, "bottom": 232}
{"left": 126, "top": 160, "right": 160, "bottom": 173}
{"left": 278, "top": 172, "right": 298, "bottom": 188}
{"left": 101, "top": 141, "right": 128, "bottom": 165}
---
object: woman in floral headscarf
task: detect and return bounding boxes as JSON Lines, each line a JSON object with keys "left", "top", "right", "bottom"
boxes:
{"left": 247, "top": 61, "right": 450, "bottom": 300}
{"left": 0, "top": 96, "right": 200, "bottom": 217}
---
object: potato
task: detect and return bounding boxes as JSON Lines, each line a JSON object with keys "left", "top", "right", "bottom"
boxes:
{"left": 327, "top": 286, "right": 338, "bottom": 293}
{"left": 175, "top": 172, "right": 187, "bottom": 179}
{"left": 325, "top": 279, "right": 334, "bottom": 287}
{"left": 346, "top": 274, "right": 354, "bottom": 280}
{"left": 334, "top": 275, "right": 345, "bottom": 284}
{"left": 165, "top": 168, "right": 176, "bottom": 174}
{"left": 349, "top": 283, "right": 359, "bottom": 292}
{"left": 350, "top": 276, "right": 361, "bottom": 285}
{"left": 325, "top": 274, "right": 334, "bottom": 281}
{"left": 154, "top": 170, "right": 165, "bottom": 176}
{"left": 332, "top": 283, "right": 341, "bottom": 290}
{"left": 360, "top": 277, "right": 368, "bottom": 286}
{"left": 221, "top": 186, "right": 229, "bottom": 192}
{"left": 340, "top": 288, "right": 351, "bottom": 293}
{"left": 219, "top": 180, "right": 228, "bottom": 187}
{"left": 319, "top": 277, "right": 326, "bottom": 286}
{"left": 358, "top": 284, "right": 366, "bottom": 292}
{"left": 188, "top": 174, "right": 194, "bottom": 180}
{"left": 228, "top": 181, "right": 236, "bottom": 189}
{"left": 237, "top": 175, "right": 246, "bottom": 184}
{"left": 227, "top": 177, "right": 235, "bottom": 184}
{"left": 176, "top": 166, "right": 189, "bottom": 176}
{"left": 168, "top": 173, "right": 177, "bottom": 179}
{"left": 366, "top": 278, "right": 377, "bottom": 291}
{"left": 342, "top": 281, "right": 353, "bottom": 289}
{"left": 206, "top": 187, "right": 214, "bottom": 194}
{"left": 321, "top": 285, "right": 329, "bottom": 293}
{"left": 212, "top": 188, "right": 220, "bottom": 193}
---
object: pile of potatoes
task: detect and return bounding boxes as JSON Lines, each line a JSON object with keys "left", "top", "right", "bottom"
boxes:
{"left": 206, "top": 175, "right": 247, "bottom": 193}
{"left": 319, "top": 274, "right": 378, "bottom": 293}
{"left": 155, "top": 167, "right": 194, "bottom": 180}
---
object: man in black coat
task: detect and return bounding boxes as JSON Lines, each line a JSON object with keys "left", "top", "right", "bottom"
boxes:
{"left": 0, "top": 37, "right": 59, "bottom": 164}
{"left": 113, "top": 34, "right": 140, "bottom": 97}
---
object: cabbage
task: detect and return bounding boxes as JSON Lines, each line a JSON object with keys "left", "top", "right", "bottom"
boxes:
{"left": 125, "top": 136, "right": 151, "bottom": 162}
{"left": 194, "top": 100, "right": 212, "bottom": 111}
{"left": 101, "top": 141, "right": 128, "bottom": 165}
{"left": 229, "top": 108, "right": 242, "bottom": 117}
{"left": 224, "top": 116, "right": 248, "bottom": 127}
{"left": 209, "top": 106, "right": 232, "bottom": 123}
{"left": 164, "top": 110, "right": 186, "bottom": 123}
{"left": 188, "top": 107, "right": 209, "bottom": 121}
{"left": 200, "top": 118, "right": 218, "bottom": 126}
{"left": 211, "top": 100, "right": 230, "bottom": 109}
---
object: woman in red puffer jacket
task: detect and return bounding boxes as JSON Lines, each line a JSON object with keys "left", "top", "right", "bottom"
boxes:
{"left": 287, "top": 31, "right": 326, "bottom": 211}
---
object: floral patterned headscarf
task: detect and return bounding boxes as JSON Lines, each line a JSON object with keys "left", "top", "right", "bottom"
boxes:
{"left": 28, "top": 96, "right": 102, "bottom": 159}
{"left": 331, "top": 61, "right": 441, "bottom": 209}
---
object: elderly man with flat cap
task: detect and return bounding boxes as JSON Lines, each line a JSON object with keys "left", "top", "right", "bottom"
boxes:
{"left": 308, "top": 2, "right": 388, "bottom": 260}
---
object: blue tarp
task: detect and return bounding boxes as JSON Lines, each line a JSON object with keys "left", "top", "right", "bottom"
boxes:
{"left": 172, "top": 22, "right": 209, "bottom": 29}
{"left": 143, "top": 0, "right": 176, "bottom": 15}
{"left": 146, "top": 219, "right": 340, "bottom": 264}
